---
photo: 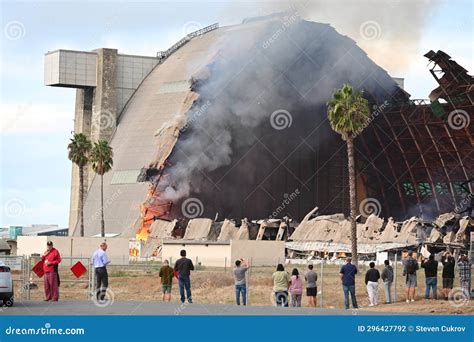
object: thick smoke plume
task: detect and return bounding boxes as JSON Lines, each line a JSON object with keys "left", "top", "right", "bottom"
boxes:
{"left": 220, "top": 0, "right": 441, "bottom": 74}
{"left": 157, "top": 15, "right": 401, "bottom": 220}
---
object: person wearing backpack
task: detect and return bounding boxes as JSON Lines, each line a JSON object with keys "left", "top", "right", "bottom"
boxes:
{"left": 403, "top": 251, "right": 419, "bottom": 302}
{"left": 381, "top": 260, "right": 394, "bottom": 304}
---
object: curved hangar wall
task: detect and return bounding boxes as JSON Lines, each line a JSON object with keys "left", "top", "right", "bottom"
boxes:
{"left": 46, "top": 17, "right": 471, "bottom": 237}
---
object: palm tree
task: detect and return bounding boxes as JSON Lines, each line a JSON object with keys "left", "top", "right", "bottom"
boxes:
{"left": 90, "top": 140, "right": 114, "bottom": 237}
{"left": 327, "top": 84, "right": 370, "bottom": 264}
{"left": 68, "top": 133, "right": 92, "bottom": 237}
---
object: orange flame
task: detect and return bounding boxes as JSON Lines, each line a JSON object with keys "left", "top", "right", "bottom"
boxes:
{"left": 136, "top": 183, "right": 172, "bottom": 241}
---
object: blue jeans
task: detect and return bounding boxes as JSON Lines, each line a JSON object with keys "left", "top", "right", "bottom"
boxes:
{"left": 384, "top": 282, "right": 392, "bottom": 304}
{"left": 425, "top": 277, "right": 437, "bottom": 299}
{"left": 343, "top": 285, "right": 358, "bottom": 309}
{"left": 178, "top": 275, "right": 192, "bottom": 303}
{"left": 235, "top": 285, "right": 247, "bottom": 305}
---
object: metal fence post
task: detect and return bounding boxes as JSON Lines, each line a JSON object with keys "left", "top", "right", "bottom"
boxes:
{"left": 247, "top": 257, "right": 252, "bottom": 306}
{"left": 224, "top": 257, "right": 227, "bottom": 273}
{"left": 89, "top": 260, "right": 93, "bottom": 300}
{"left": 26, "top": 256, "right": 31, "bottom": 301}
{"left": 394, "top": 252, "right": 398, "bottom": 303}
{"left": 21, "top": 256, "right": 28, "bottom": 301}
{"left": 320, "top": 260, "right": 324, "bottom": 308}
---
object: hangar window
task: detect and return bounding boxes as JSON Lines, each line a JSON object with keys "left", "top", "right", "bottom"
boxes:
{"left": 402, "top": 182, "right": 416, "bottom": 196}
{"left": 157, "top": 80, "right": 190, "bottom": 94}
{"left": 111, "top": 170, "right": 142, "bottom": 184}
{"left": 417, "top": 182, "right": 432, "bottom": 198}
{"left": 453, "top": 181, "right": 470, "bottom": 195}
{"left": 434, "top": 182, "right": 449, "bottom": 195}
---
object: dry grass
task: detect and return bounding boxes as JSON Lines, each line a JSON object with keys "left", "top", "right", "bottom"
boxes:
{"left": 13, "top": 264, "right": 473, "bottom": 314}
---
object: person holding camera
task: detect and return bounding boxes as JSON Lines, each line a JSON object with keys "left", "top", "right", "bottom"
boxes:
{"left": 234, "top": 258, "right": 250, "bottom": 305}
{"left": 441, "top": 251, "right": 455, "bottom": 300}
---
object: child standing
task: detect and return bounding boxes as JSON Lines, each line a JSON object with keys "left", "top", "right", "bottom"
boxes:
{"left": 290, "top": 268, "right": 303, "bottom": 307}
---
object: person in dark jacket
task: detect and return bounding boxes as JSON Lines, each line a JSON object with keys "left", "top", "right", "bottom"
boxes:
{"left": 381, "top": 260, "right": 394, "bottom": 304}
{"left": 441, "top": 251, "right": 455, "bottom": 299}
{"left": 339, "top": 257, "right": 358, "bottom": 309}
{"left": 174, "top": 249, "right": 195, "bottom": 304}
{"left": 365, "top": 262, "right": 380, "bottom": 306}
{"left": 421, "top": 254, "right": 438, "bottom": 299}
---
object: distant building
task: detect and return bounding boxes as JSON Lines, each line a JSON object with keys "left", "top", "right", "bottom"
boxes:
{"left": 0, "top": 239, "right": 12, "bottom": 255}
{"left": 25, "top": 227, "right": 68, "bottom": 237}
{"left": 0, "top": 225, "right": 68, "bottom": 239}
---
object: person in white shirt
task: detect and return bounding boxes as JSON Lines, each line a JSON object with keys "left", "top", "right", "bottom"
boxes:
{"left": 91, "top": 242, "right": 111, "bottom": 301}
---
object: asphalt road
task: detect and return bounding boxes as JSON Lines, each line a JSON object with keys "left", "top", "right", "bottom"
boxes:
{"left": 1, "top": 300, "right": 393, "bottom": 316}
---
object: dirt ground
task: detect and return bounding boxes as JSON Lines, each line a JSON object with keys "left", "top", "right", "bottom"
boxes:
{"left": 14, "top": 264, "right": 472, "bottom": 314}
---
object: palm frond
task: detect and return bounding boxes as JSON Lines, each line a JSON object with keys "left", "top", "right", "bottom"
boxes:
{"left": 67, "top": 133, "right": 92, "bottom": 167}
{"left": 327, "top": 84, "right": 370, "bottom": 140}
{"left": 90, "top": 139, "right": 114, "bottom": 176}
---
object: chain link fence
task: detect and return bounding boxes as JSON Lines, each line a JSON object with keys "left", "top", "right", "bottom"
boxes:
{"left": 6, "top": 255, "right": 471, "bottom": 311}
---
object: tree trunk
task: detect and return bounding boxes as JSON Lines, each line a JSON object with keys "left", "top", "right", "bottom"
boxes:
{"left": 346, "top": 136, "right": 358, "bottom": 264}
{"left": 101, "top": 174, "right": 105, "bottom": 237}
{"left": 79, "top": 166, "right": 84, "bottom": 237}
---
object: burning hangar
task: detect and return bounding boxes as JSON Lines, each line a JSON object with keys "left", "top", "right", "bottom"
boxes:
{"left": 44, "top": 15, "right": 473, "bottom": 256}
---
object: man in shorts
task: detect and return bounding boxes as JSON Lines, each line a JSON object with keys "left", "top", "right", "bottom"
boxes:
{"left": 441, "top": 251, "right": 455, "bottom": 299}
{"left": 159, "top": 259, "right": 174, "bottom": 302}
{"left": 403, "top": 251, "right": 419, "bottom": 303}
{"left": 305, "top": 264, "right": 317, "bottom": 307}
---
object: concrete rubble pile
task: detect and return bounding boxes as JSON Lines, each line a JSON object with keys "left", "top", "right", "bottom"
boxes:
{"left": 287, "top": 206, "right": 472, "bottom": 258}
{"left": 140, "top": 217, "right": 255, "bottom": 257}
{"left": 139, "top": 205, "right": 472, "bottom": 258}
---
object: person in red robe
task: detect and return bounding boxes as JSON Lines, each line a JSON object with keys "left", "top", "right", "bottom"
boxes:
{"left": 41, "top": 241, "right": 61, "bottom": 301}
